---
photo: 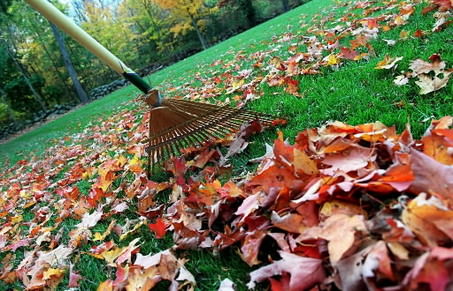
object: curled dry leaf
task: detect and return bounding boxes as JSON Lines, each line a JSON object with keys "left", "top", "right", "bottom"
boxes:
{"left": 247, "top": 251, "right": 325, "bottom": 291}
{"left": 415, "top": 72, "right": 451, "bottom": 95}
{"left": 409, "top": 149, "right": 453, "bottom": 202}
{"left": 409, "top": 56, "right": 446, "bottom": 75}
{"left": 299, "top": 214, "right": 368, "bottom": 264}
{"left": 402, "top": 193, "right": 453, "bottom": 246}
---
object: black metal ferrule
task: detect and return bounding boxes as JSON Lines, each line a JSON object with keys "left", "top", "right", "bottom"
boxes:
{"left": 123, "top": 72, "right": 152, "bottom": 94}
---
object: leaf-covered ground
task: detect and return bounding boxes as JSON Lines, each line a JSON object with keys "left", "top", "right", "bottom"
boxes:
{"left": 0, "top": 0, "right": 452, "bottom": 290}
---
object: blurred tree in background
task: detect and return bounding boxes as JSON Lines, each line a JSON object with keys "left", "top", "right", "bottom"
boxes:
{"left": 0, "top": 0, "right": 308, "bottom": 131}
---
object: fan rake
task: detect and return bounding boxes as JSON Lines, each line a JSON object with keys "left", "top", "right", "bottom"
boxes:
{"left": 145, "top": 92, "right": 275, "bottom": 174}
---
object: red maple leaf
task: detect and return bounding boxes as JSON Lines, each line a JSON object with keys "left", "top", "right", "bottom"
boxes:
{"left": 148, "top": 218, "right": 168, "bottom": 239}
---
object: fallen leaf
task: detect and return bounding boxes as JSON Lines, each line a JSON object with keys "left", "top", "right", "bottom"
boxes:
{"left": 409, "top": 149, "right": 453, "bottom": 202}
{"left": 394, "top": 75, "right": 409, "bottom": 86}
{"left": 247, "top": 251, "right": 325, "bottom": 291}
{"left": 68, "top": 265, "right": 82, "bottom": 288}
{"left": 402, "top": 247, "right": 453, "bottom": 290}
{"left": 93, "top": 219, "right": 116, "bottom": 241}
{"left": 240, "top": 230, "right": 267, "bottom": 266}
{"left": 375, "top": 56, "right": 403, "bottom": 69}
{"left": 218, "top": 278, "right": 235, "bottom": 291}
{"left": 77, "top": 208, "right": 103, "bottom": 230}
{"left": 409, "top": 56, "right": 446, "bottom": 75}
{"left": 326, "top": 54, "right": 341, "bottom": 66}
{"left": 299, "top": 214, "right": 368, "bottom": 264}
{"left": 402, "top": 193, "right": 453, "bottom": 246}
{"left": 415, "top": 73, "right": 451, "bottom": 95}
{"left": 321, "top": 145, "right": 375, "bottom": 175}
{"left": 148, "top": 218, "right": 168, "bottom": 239}
{"left": 42, "top": 268, "right": 65, "bottom": 280}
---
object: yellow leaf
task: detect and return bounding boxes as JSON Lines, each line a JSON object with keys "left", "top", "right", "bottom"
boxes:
{"left": 326, "top": 54, "right": 340, "bottom": 66}
{"left": 97, "top": 280, "right": 114, "bottom": 291}
{"left": 375, "top": 56, "right": 403, "bottom": 69}
{"left": 100, "top": 247, "right": 125, "bottom": 265}
{"left": 402, "top": 193, "right": 453, "bottom": 246}
{"left": 117, "top": 155, "right": 128, "bottom": 167}
{"left": 128, "top": 155, "right": 143, "bottom": 173}
{"left": 399, "top": 30, "right": 409, "bottom": 39}
{"left": 293, "top": 149, "right": 318, "bottom": 175}
{"left": 19, "top": 190, "right": 32, "bottom": 199}
{"left": 119, "top": 219, "right": 146, "bottom": 241}
{"left": 43, "top": 268, "right": 65, "bottom": 280}
{"left": 93, "top": 220, "right": 116, "bottom": 242}
{"left": 11, "top": 215, "right": 23, "bottom": 224}
{"left": 23, "top": 201, "right": 36, "bottom": 209}
{"left": 125, "top": 267, "right": 159, "bottom": 291}
{"left": 320, "top": 200, "right": 366, "bottom": 218}
{"left": 387, "top": 242, "right": 409, "bottom": 260}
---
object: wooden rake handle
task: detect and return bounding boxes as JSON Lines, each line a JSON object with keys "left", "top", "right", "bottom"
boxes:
{"left": 26, "top": 0, "right": 157, "bottom": 99}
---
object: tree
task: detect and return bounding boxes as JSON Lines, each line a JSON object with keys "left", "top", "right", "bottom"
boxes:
{"left": 2, "top": 28, "right": 48, "bottom": 112}
{"left": 80, "top": 0, "right": 139, "bottom": 76}
{"left": 49, "top": 22, "right": 89, "bottom": 103}
{"left": 281, "top": 0, "right": 290, "bottom": 12}
{"left": 154, "top": 0, "right": 217, "bottom": 50}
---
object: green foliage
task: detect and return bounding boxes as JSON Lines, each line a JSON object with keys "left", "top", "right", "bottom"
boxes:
{"left": 0, "top": 103, "right": 10, "bottom": 124}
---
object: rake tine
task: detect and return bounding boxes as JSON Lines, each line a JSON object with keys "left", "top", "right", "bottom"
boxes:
{"left": 180, "top": 126, "right": 204, "bottom": 148}
{"left": 146, "top": 98, "right": 279, "bottom": 173}
{"left": 169, "top": 131, "right": 182, "bottom": 157}
{"left": 173, "top": 128, "right": 192, "bottom": 154}
{"left": 177, "top": 125, "right": 204, "bottom": 149}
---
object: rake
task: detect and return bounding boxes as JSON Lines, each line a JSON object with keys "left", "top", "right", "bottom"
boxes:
{"left": 27, "top": 0, "right": 276, "bottom": 173}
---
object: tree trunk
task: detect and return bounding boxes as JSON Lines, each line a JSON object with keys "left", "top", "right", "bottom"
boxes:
{"left": 49, "top": 22, "right": 89, "bottom": 103}
{"left": 241, "top": 0, "right": 257, "bottom": 27}
{"left": 190, "top": 15, "right": 207, "bottom": 50}
{"left": 281, "top": 0, "right": 290, "bottom": 11}
{"left": 32, "top": 25, "right": 75, "bottom": 101}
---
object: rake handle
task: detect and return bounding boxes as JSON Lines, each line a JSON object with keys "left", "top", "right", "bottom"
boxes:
{"left": 25, "top": 0, "right": 153, "bottom": 95}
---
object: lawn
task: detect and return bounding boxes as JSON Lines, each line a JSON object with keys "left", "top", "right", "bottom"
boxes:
{"left": 0, "top": 0, "right": 452, "bottom": 290}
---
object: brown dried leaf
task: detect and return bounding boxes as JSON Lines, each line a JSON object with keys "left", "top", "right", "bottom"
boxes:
{"left": 299, "top": 214, "right": 368, "bottom": 264}
{"left": 247, "top": 251, "right": 325, "bottom": 291}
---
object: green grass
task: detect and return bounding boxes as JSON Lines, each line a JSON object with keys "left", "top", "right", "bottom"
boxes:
{"left": 0, "top": 0, "right": 452, "bottom": 290}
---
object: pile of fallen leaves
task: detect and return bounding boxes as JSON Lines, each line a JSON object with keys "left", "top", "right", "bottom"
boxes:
{"left": 132, "top": 116, "right": 451, "bottom": 291}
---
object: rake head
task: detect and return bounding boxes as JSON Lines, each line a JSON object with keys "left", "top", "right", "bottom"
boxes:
{"left": 144, "top": 91, "right": 275, "bottom": 174}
